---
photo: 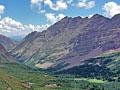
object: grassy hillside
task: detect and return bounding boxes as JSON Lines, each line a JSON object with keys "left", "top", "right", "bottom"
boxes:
{"left": 0, "top": 69, "right": 25, "bottom": 90}
{"left": 1, "top": 50, "right": 120, "bottom": 90}
{"left": 0, "top": 62, "right": 120, "bottom": 90}
{"left": 0, "top": 63, "right": 55, "bottom": 90}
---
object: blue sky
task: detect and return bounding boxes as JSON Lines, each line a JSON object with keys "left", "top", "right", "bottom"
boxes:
{"left": 0, "top": 0, "right": 120, "bottom": 37}
{"left": 0, "top": 0, "right": 46, "bottom": 25}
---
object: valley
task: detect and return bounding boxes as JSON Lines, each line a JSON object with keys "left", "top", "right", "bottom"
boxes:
{"left": 0, "top": 63, "right": 120, "bottom": 90}
{"left": 0, "top": 14, "right": 120, "bottom": 90}
{"left": 1, "top": 0, "right": 120, "bottom": 89}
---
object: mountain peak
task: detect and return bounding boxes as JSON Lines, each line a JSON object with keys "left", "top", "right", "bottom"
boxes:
{"left": 24, "top": 31, "right": 38, "bottom": 41}
{"left": 74, "top": 16, "right": 82, "bottom": 19}
{"left": 91, "top": 14, "right": 106, "bottom": 19}
{"left": 112, "top": 14, "right": 120, "bottom": 20}
{"left": 61, "top": 16, "right": 72, "bottom": 20}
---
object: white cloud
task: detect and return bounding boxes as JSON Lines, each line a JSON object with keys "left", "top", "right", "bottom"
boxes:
{"left": 77, "top": 0, "right": 95, "bottom": 9}
{"left": 45, "top": 13, "right": 65, "bottom": 24}
{"left": 31, "top": 0, "right": 42, "bottom": 4}
{"left": 0, "top": 5, "right": 5, "bottom": 14}
{"left": 67, "top": 0, "right": 73, "bottom": 4}
{"left": 88, "top": 14, "right": 93, "bottom": 18}
{"left": 31, "top": 0, "right": 67, "bottom": 24}
{"left": 31, "top": 0, "right": 96, "bottom": 15}
{"left": 103, "top": 2, "right": 120, "bottom": 17}
{"left": 44, "top": 0, "right": 53, "bottom": 8}
{"left": 31, "top": 0, "right": 69, "bottom": 12}
{"left": 0, "top": 17, "right": 50, "bottom": 37}
{"left": 40, "top": 9, "right": 46, "bottom": 13}
{"left": 0, "top": 5, "right": 5, "bottom": 18}
{"left": 53, "top": 0, "right": 68, "bottom": 10}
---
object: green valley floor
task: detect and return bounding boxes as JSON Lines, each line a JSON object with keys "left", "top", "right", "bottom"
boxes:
{"left": 0, "top": 63, "right": 120, "bottom": 90}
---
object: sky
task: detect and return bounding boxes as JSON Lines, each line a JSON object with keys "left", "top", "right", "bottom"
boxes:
{"left": 0, "top": 0, "right": 120, "bottom": 38}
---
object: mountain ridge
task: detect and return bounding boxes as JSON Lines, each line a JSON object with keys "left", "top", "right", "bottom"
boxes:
{"left": 0, "top": 43, "right": 16, "bottom": 63}
{"left": 0, "top": 34, "right": 16, "bottom": 51}
{"left": 11, "top": 13, "right": 120, "bottom": 70}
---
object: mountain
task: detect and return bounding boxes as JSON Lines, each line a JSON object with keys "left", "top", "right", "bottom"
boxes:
{"left": 0, "top": 34, "right": 16, "bottom": 51}
{"left": 54, "top": 50, "right": 120, "bottom": 84}
{"left": 11, "top": 14, "right": 120, "bottom": 70}
{"left": 1, "top": 14, "right": 120, "bottom": 90}
{"left": 56, "top": 50, "right": 120, "bottom": 77}
{"left": 0, "top": 44, "right": 15, "bottom": 63}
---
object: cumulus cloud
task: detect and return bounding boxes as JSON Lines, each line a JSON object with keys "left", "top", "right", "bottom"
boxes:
{"left": 45, "top": 13, "right": 65, "bottom": 24}
{"left": 53, "top": 0, "right": 68, "bottom": 10}
{"left": 31, "top": 0, "right": 67, "bottom": 24}
{"left": 31, "top": 0, "right": 95, "bottom": 13}
{"left": 31, "top": 0, "right": 42, "bottom": 4}
{"left": 103, "top": 2, "right": 120, "bottom": 17}
{"left": 31, "top": 0, "right": 70, "bottom": 12}
{"left": 0, "top": 5, "right": 5, "bottom": 14}
{"left": 30, "top": 0, "right": 95, "bottom": 24}
{"left": 0, "top": 5, "right": 5, "bottom": 19}
{"left": 66, "top": 0, "right": 73, "bottom": 4}
{"left": 77, "top": 0, "right": 95, "bottom": 9}
{"left": 0, "top": 17, "right": 50, "bottom": 37}
{"left": 40, "top": 9, "right": 46, "bottom": 13}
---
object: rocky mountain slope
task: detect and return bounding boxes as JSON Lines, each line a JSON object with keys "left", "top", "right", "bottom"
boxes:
{"left": 0, "top": 44, "right": 15, "bottom": 63}
{"left": 11, "top": 14, "right": 120, "bottom": 70}
{"left": 0, "top": 34, "right": 16, "bottom": 51}
{"left": 56, "top": 50, "right": 120, "bottom": 77}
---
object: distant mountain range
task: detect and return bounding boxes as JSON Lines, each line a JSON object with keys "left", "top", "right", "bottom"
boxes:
{"left": 0, "top": 34, "right": 16, "bottom": 51}
{"left": 4, "top": 14, "right": 120, "bottom": 72}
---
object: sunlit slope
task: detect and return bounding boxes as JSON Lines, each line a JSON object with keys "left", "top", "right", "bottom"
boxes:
{"left": 0, "top": 68, "right": 25, "bottom": 90}
{"left": 0, "top": 63, "right": 56, "bottom": 90}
